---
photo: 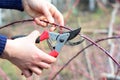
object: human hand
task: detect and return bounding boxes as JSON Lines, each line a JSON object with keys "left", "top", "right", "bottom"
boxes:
{"left": 22, "top": 0, "right": 64, "bottom": 31}
{"left": 1, "top": 30, "right": 56, "bottom": 78}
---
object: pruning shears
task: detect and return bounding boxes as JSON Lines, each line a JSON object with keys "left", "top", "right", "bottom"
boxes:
{"left": 12, "top": 28, "right": 81, "bottom": 58}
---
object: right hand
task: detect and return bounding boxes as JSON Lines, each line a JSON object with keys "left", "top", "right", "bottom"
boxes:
{"left": 1, "top": 30, "right": 56, "bottom": 78}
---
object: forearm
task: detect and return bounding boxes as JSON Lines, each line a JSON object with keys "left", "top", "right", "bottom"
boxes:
{"left": 0, "top": 0, "right": 24, "bottom": 11}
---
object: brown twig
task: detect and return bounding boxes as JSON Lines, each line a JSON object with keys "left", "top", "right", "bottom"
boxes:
{"left": 51, "top": 36, "right": 120, "bottom": 80}
{"left": 0, "top": 19, "right": 34, "bottom": 29}
{"left": 0, "top": 19, "right": 71, "bottom": 31}
{"left": 81, "top": 35, "right": 120, "bottom": 67}
{"left": 1, "top": 19, "right": 120, "bottom": 80}
{"left": 114, "top": 68, "right": 120, "bottom": 80}
{"left": 64, "top": 0, "right": 80, "bottom": 24}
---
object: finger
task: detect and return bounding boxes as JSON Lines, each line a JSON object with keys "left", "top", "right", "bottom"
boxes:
{"left": 36, "top": 49, "right": 56, "bottom": 63}
{"left": 42, "top": 7, "right": 54, "bottom": 23}
{"left": 22, "top": 69, "right": 32, "bottom": 78}
{"left": 37, "top": 62, "right": 51, "bottom": 69}
{"left": 30, "top": 67, "right": 42, "bottom": 75}
{"left": 50, "top": 5, "right": 64, "bottom": 26}
{"left": 42, "top": 54, "right": 56, "bottom": 64}
{"left": 27, "top": 30, "right": 40, "bottom": 42}
{"left": 34, "top": 17, "right": 48, "bottom": 27}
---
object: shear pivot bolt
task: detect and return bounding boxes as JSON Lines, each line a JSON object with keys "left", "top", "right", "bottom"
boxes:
{"left": 60, "top": 39, "right": 64, "bottom": 42}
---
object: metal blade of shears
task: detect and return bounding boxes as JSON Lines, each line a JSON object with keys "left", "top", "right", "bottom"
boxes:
{"left": 46, "top": 28, "right": 81, "bottom": 52}
{"left": 66, "top": 28, "right": 81, "bottom": 41}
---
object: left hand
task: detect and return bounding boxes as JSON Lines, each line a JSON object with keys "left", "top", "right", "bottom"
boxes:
{"left": 22, "top": 0, "right": 64, "bottom": 31}
{"left": 2, "top": 30, "right": 56, "bottom": 78}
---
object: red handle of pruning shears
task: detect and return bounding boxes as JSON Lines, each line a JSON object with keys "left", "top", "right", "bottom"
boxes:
{"left": 11, "top": 30, "right": 59, "bottom": 58}
{"left": 49, "top": 50, "right": 58, "bottom": 58}
{"left": 37, "top": 31, "right": 58, "bottom": 58}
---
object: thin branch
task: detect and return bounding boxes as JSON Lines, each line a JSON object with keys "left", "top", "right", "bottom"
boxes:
{"left": 83, "top": 41, "right": 94, "bottom": 80}
{"left": 64, "top": 0, "right": 80, "bottom": 23}
{"left": 0, "top": 19, "right": 33, "bottom": 29}
{"left": 1, "top": 19, "right": 120, "bottom": 80}
{"left": 51, "top": 36, "right": 120, "bottom": 80}
{"left": 0, "top": 19, "right": 71, "bottom": 30}
{"left": 81, "top": 35, "right": 120, "bottom": 67}
{"left": 108, "top": 3, "right": 119, "bottom": 74}
{"left": 114, "top": 68, "right": 120, "bottom": 80}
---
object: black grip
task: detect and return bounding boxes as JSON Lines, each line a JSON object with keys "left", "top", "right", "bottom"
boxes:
{"left": 11, "top": 35, "right": 26, "bottom": 39}
{"left": 36, "top": 36, "right": 40, "bottom": 43}
{"left": 11, "top": 35, "right": 40, "bottom": 43}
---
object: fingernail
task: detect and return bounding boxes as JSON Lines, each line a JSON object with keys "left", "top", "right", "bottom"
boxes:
{"left": 49, "top": 18, "right": 54, "bottom": 23}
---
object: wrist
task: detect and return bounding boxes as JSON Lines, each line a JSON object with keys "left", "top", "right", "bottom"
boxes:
{"left": 0, "top": 35, "right": 7, "bottom": 57}
{"left": 1, "top": 39, "right": 13, "bottom": 59}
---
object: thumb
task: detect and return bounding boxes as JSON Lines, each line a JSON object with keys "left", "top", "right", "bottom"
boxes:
{"left": 27, "top": 30, "right": 40, "bottom": 42}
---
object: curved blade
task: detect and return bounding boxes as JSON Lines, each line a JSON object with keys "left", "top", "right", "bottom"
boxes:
{"left": 66, "top": 28, "right": 81, "bottom": 41}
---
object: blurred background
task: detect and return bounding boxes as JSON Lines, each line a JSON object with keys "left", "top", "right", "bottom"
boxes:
{"left": 0, "top": 0, "right": 120, "bottom": 80}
